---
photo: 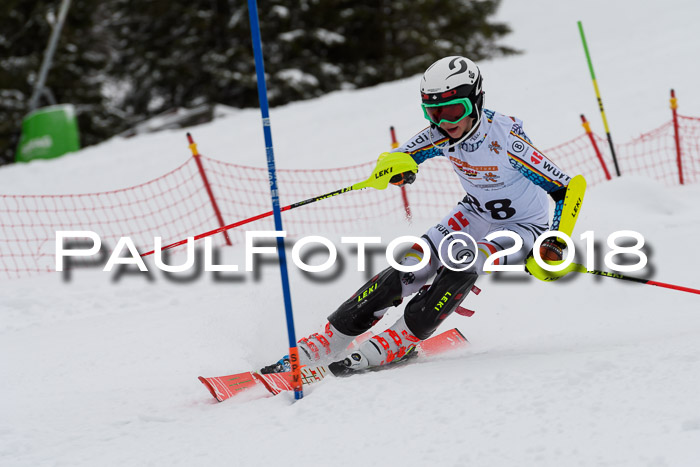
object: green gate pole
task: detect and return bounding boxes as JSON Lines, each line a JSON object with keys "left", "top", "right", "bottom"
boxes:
{"left": 578, "top": 21, "right": 621, "bottom": 177}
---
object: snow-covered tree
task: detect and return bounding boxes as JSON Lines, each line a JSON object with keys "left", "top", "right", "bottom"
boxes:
{"left": 0, "top": 0, "right": 515, "bottom": 165}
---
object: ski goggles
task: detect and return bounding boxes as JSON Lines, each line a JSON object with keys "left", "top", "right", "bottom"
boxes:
{"left": 421, "top": 98, "right": 473, "bottom": 126}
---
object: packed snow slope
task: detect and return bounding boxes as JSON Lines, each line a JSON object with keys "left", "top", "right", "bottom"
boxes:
{"left": 3, "top": 178, "right": 700, "bottom": 467}
{"left": 2, "top": 1, "right": 700, "bottom": 466}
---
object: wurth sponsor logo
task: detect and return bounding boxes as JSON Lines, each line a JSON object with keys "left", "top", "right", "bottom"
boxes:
{"left": 541, "top": 160, "right": 571, "bottom": 183}
{"left": 531, "top": 151, "right": 543, "bottom": 164}
{"left": 435, "top": 223, "right": 451, "bottom": 237}
{"left": 447, "top": 211, "right": 469, "bottom": 231}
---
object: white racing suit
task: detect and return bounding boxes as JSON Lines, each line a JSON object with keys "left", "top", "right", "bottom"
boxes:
{"left": 295, "top": 109, "right": 573, "bottom": 369}
{"left": 395, "top": 108, "right": 572, "bottom": 293}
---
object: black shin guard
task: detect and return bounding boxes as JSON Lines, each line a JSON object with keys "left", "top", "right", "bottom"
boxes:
{"left": 404, "top": 268, "right": 478, "bottom": 340}
{"left": 327, "top": 267, "right": 403, "bottom": 336}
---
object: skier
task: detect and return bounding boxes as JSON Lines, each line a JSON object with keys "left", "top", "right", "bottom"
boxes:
{"left": 262, "top": 56, "right": 575, "bottom": 375}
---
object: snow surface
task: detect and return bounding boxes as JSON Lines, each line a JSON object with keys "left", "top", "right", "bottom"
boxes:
{"left": 2, "top": 1, "right": 700, "bottom": 466}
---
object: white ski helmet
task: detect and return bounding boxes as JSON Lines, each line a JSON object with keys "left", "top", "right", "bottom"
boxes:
{"left": 420, "top": 56, "right": 484, "bottom": 145}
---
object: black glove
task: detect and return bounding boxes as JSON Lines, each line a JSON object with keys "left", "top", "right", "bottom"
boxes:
{"left": 389, "top": 170, "right": 417, "bottom": 187}
{"left": 538, "top": 237, "right": 567, "bottom": 262}
{"left": 525, "top": 237, "right": 569, "bottom": 281}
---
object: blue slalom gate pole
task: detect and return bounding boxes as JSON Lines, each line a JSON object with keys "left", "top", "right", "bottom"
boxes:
{"left": 247, "top": 0, "right": 303, "bottom": 399}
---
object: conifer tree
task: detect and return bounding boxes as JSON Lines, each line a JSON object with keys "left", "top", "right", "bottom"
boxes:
{"left": 0, "top": 0, "right": 515, "bottom": 166}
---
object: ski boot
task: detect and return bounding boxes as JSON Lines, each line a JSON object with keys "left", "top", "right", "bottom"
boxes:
{"left": 328, "top": 341, "right": 420, "bottom": 377}
{"left": 259, "top": 355, "right": 291, "bottom": 374}
{"left": 261, "top": 267, "right": 406, "bottom": 374}
{"left": 329, "top": 267, "right": 478, "bottom": 376}
{"left": 328, "top": 315, "right": 420, "bottom": 376}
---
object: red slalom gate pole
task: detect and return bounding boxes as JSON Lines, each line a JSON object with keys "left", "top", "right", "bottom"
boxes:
{"left": 140, "top": 184, "right": 355, "bottom": 257}
{"left": 670, "top": 89, "right": 684, "bottom": 185}
{"left": 581, "top": 114, "right": 611, "bottom": 181}
{"left": 390, "top": 126, "right": 412, "bottom": 221}
{"left": 188, "top": 133, "right": 232, "bottom": 246}
{"left": 139, "top": 152, "right": 420, "bottom": 258}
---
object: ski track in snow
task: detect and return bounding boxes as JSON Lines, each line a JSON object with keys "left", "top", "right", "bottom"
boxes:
{"left": 2, "top": 1, "right": 700, "bottom": 466}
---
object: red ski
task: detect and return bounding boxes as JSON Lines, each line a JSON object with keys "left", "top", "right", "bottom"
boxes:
{"left": 199, "top": 327, "right": 468, "bottom": 403}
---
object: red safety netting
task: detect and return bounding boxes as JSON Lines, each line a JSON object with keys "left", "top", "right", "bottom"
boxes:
{"left": 1, "top": 115, "right": 699, "bottom": 279}
{"left": 203, "top": 157, "right": 409, "bottom": 241}
{"left": 0, "top": 159, "right": 226, "bottom": 278}
{"left": 203, "top": 155, "right": 466, "bottom": 241}
{"left": 548, "top": 115, "right": 700, "bottom": 186}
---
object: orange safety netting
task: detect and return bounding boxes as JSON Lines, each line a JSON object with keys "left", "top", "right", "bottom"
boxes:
{"left": 1, "top": 115, "right": 699, "bottom": 279}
